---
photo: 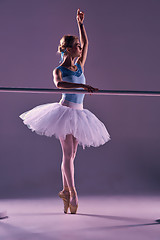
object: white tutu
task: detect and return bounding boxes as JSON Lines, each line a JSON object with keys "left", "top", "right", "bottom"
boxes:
{"left": 19, "top": 102, "right": 111, "bottom": 149}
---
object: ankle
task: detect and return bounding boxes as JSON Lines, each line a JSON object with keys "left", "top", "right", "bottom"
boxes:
{"left": 69, "top": 187, "right": 77, "bottom": 197}
{"left": 63, "top": 186, "right": 69, "bottom": 192}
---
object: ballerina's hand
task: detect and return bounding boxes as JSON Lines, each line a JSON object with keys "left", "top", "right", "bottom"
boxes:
{"left": 83, "top": 84, "right": 99, "bottom": 94}
{"left": 76, "top": 8, "right": 84, "bottom": 24}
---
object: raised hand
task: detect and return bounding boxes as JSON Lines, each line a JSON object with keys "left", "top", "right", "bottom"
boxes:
{"left": 76, "top": 8, "right": 84, "bottom": 24}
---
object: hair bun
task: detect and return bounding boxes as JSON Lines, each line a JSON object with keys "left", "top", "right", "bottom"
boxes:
{"left": 57, "top": 35, "right": 79, "bottom": 54}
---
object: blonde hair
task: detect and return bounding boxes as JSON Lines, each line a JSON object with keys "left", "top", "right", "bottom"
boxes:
{"left": 57, "top": 35, "right": 79, "bottom": 54}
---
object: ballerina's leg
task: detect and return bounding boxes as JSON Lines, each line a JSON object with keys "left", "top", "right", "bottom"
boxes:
{"left": 71, "top": 135, "right": 79, "bottom": 190}
{"left": 61, "top": 162, "right": 68, "bottom": 191}
{"left": 59, "top": 134, "right": 76, "bottom": 190}
{"left": 70, "top": 135, "right": 79, "bottom": 206}
{"left": 59, "top": 134, "right": 79, "bottom": 205}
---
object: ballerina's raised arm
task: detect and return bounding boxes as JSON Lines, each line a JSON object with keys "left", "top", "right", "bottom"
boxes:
{"left": 75, "top": 9, "right": 88, "bottom": 71}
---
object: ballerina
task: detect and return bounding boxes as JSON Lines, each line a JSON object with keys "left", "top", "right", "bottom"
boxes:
{"left": 19, "top": 9, "right": 111, "bottom": 214}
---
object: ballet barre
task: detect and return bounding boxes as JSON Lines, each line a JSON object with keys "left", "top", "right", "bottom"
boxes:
{"left": 0, "top": 87, "right": 160, "bottom": 97}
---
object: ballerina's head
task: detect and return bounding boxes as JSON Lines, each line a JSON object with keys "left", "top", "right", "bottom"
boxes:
{"left": 58, "top": 35, "right": 82, "bottom": 63}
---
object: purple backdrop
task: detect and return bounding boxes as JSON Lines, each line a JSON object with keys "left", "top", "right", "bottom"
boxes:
{"left": 0, "top": 0, "right": 160, "bottom": 198}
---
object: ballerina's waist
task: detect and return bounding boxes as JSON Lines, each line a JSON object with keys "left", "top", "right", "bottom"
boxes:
{"left": 59, "top": 99, "right": 83, "bottom": 110}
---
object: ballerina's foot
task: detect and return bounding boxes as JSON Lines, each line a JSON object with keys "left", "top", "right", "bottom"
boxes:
{"left": 69, "top": 189, "right": 78, "bottom": 214}
{"left": 62, "top": 189, "right": 70, "bottom": 195}
{"left": 58, "top": 189, "right": 70, "bottom": 214}
{"left": 70, "top": 194, "right": 78, "bottom": 206}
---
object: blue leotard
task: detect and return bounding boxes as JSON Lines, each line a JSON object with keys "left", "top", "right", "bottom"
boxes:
{"left": 56, "top": 63, "right": 86, "bottom": 104}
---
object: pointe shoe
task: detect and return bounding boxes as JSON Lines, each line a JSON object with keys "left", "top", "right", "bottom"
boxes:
{"left": 69, "top": 190, "right": 78, "bottom": 214}
{"left": 69, "top": 199, "right": 78, "bottom": 214}
{"left": 58, "top": 190, "right": 70, "bottom": 214}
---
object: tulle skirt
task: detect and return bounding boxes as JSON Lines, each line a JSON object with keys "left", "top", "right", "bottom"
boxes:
{"left": 19, "top": 100, "right": 111, "bottom": 149}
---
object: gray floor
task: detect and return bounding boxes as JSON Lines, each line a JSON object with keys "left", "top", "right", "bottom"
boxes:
{"left": 0, "top": 196, "right": 160, "bottom": 240}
